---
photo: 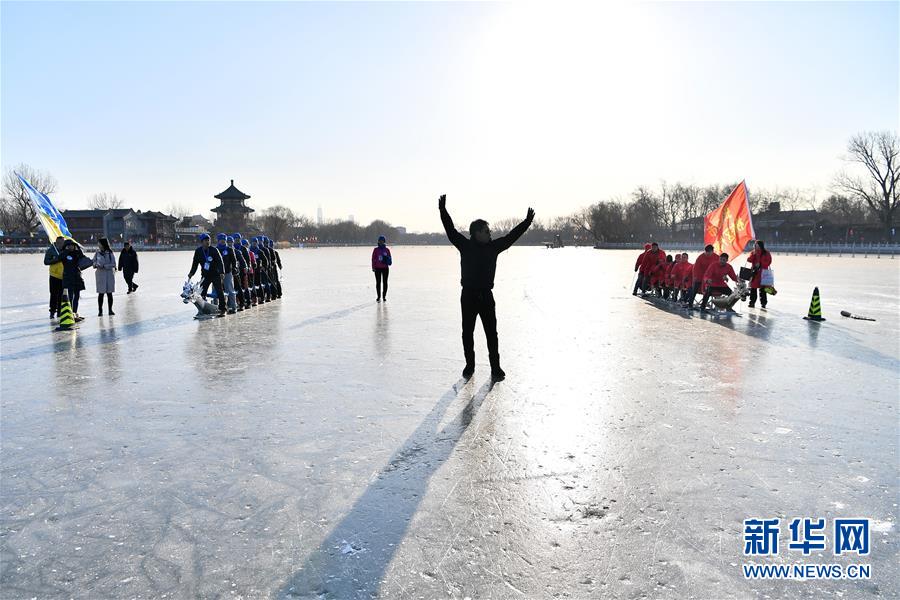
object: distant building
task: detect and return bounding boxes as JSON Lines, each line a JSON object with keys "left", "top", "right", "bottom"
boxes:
{"left": 395, "top": 226, "right": 407, "bottom": 235}
{"left": 211, "top": 180, "right": 253, "bottom": 233}
{"left": 189, "top": 214, "right": 214, "bottom": 230}
{"left": 61, "top": 209, "right": 176, "bottom": 244}
{"left": 123, "top": 210, "right": 177, "bottom": 244}
{"left": 317, "top": 205, "right": 323, "bottom": 226}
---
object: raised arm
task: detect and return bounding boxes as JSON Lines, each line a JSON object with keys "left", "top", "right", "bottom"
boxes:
{"left": 494, "top": 208, "right": 535, "bottom": 253}
{"left": 438, "top": 194, "right": 466, "bottom": 249}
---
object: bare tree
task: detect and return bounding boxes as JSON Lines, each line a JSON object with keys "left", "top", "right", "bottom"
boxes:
{"left": 1, "top": 164, "right": 58, "bottom": 232}
{"left": 165, "top": 203, "right": 192, "bottom": 218}
{"left": 259, "top": 205, "right": 299, "bottom": 242}
{"left": 571, "top": 201, "right": 626, "bottom": 243}
{"left": 655, "top": 181, "right": 681, "bottom": 236}
{"left": 819, "top": 194, "right": 873, "bottom": 225}
{"left": 88, "top": 192, "right": 125, "bottom": 210}
{"left": 833, "top": 131, "right": 900, "bottom": 238}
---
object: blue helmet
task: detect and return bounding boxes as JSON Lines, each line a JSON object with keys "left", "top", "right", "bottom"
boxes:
{"left": 232, "top": 233, "right": 242, "bottom": 241}
{"left": 241, "top": 239, "right": 249, "bottom": 246}
{"left": 225, "top": 236, "right": 234, "bottom": 243}
{"left": 198, "top": 233, "right": 210, "bottom": 241}
{"left": 216, "top": 233, "right": 227, "bottom": 241}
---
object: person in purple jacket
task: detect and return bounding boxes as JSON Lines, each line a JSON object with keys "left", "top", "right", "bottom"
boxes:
{"left": 371, "top": 235, "right": 392, "bottom": 302}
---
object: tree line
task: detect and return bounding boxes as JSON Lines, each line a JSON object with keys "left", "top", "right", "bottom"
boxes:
{"left": 3, "top": 131, "right": 896, "bottom": 244}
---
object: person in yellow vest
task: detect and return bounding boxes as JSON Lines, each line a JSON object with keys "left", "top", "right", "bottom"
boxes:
{"left": 43, "top": 236, "right": 66, "bottom": 320}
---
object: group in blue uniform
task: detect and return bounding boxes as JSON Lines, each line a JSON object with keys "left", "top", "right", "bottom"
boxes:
{"left": 188, "top": 232, "right": 283, "bottom": 316}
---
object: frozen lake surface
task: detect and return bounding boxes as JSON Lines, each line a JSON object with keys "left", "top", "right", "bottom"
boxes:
{"left": 1, "top": 247, "right": 898, "bottom": 599}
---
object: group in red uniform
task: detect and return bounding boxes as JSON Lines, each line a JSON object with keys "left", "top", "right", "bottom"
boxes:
{"left": 633, "top": 241, "right": 774, "bottom": 311}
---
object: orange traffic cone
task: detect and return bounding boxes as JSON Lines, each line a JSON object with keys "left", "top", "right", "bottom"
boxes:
{"left": 803, "top": 287, "right": 826, "bottom": 322}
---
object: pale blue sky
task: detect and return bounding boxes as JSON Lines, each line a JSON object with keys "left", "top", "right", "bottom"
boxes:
{"left": 2, "top": 1, "right": 897, "bottom": 231}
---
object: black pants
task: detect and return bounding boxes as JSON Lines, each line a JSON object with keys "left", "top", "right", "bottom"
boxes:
{"left": 701, "top": 285, "right": 732, "bottom": 309}
{"left": 270, "top": 267, "right": 281, "bottom": 297}
{"left": 243, "top": 272, "right": 253, "bottom": 306}
{"left": 374, "top": 269, "right": 389, "bottom": 298}
{"left": 461, "top": 288, "right": 500, "bottom": 370}
{"left": 201, "top": 273, "right": 227, "bottom": 313}
{"left": 749, "top": 288, "right": 768, "bottom": 307}
{"left": 97, "top": 293, "right": 113, "bottom": 312}
{"left": 49, "top": 276, "right": 63, "bottom": 315}
{"left": 233, "top": 271, "right": 245, "bottom": 308}
{"left": 66, "top": 287, "right": 81, "bottom": 313}
{"left": 686, "top": 281, "right": 702, "bottom": 306}
{"left": 259, "top": 268, "right": 271, "bottom": 301}
{"left": 123, "top": 269, "right": 136, "bottom": 291}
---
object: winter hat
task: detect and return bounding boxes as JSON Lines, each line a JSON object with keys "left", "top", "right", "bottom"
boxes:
{"left": 232, "top": 233, "right": 242, "bottom": 242}
{"left": 198, "top": 233, "right": 211, "bottom": 241}
{"left": 643, "top": 243, "right": 651, "bottom": 250}
{"left": 378, "top": 235, "right": 386, "bottom": 243}
{"left": 216, "top": 233, "right": 227, "bottom": 241}
{"left": 226, "top": 236, "right": 234, "bottom": 243}
{"left": 241, "top": 239, "right": 249, "bottom": 246}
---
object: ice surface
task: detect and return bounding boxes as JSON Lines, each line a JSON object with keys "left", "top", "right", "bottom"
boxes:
{"left": 1, "top": 247, "right": 898, "bottom": 598}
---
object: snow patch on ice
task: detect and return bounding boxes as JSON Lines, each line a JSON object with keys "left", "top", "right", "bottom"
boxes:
{"left": 872, "top": 520, "right": 893, "bottom": 533}
{"left": 774, "top": 427, "right": 792, "bottom": 434}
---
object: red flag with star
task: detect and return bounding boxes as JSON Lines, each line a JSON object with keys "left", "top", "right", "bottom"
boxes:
{"left": 704, "top": 181, "right": 755, "bottom": 262}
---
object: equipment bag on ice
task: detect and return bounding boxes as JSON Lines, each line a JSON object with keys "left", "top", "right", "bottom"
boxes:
{"left": 760, "top": 268, "right": 775, "bottom": 287}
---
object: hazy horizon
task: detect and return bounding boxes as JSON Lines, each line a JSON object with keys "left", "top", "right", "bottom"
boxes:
{"left": 2, "top": 1, "right": 897, "bottom": 231}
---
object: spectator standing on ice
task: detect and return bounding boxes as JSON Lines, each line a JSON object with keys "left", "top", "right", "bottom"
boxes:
{"left": 747, "top": 240, "right": 773, "bottom": 309}
{"left": 188, "top": 233, "right": 227, "bottom": 317}
{"left": 93, "top": 237, "right": 117, "bottom": 316}
{"left": 44, "top": 236, "right": 66, "bottom": 319}
{"left": 439, "top": 194, "right": 534, "bottom": 381}
{"left": 118, "top": 241, "right": 139, "bottom": 293}
{"left": 372, "top": 235, "right": 392, "bottom": 302}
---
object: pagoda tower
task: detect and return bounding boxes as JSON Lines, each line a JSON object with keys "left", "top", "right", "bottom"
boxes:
{"left": 211, "top": 179, "right": 253, "bottom": 233}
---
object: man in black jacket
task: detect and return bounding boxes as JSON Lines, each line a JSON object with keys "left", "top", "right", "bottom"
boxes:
{"left": 188, "top": 233, "right": 227, "bottom": 316}
{"left": 265, "top": 237, "right": 283, "bottom": 298}
{"left": 117, "top": 241, "right": 140, "bottom": 293}
{"left": 439, "top": 194, "right": 534, "bottom": 381}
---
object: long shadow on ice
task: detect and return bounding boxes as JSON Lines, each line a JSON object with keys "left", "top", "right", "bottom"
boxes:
{"left": 289, "top": 303, "right": 371, "bottom": 331}
{"left": 643, "top": 297, "right": 898, "bottom": 373}
{"left": 0, "top": 312, "right": 189, "bottom": 361}
{"left": 277, "top": 379, "right": 493, "bottom": 599}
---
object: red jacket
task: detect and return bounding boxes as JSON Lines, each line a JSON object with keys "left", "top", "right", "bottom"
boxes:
{"left": 664, "top": 261, "right": 676, "bottom": 284}
{"left": 635, "top": 250, "right": 648, "bottom": 271}
{"left": 692, "top": 252, "right": 719, "bottom": 285}
{"left": 372, "top": 245, "right": 392, "bottom": 270}
{"left": 703, "top": 262, "right": 737, "bottom": 290}
{"left": 640, "top": 248, "right": 666, "bottom": 275}
{"left": 747, "top": 250, "right": 772, "bottom": 289}
{"left": 673, "top": 261, "right": 692, "bottom": 287}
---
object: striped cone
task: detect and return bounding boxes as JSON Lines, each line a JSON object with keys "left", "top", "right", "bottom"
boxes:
{"left": 803, "top": 287, "right": 826, "bottom": 322}
{"left": 55, "top": 290, "right": 77, "bottom": 331}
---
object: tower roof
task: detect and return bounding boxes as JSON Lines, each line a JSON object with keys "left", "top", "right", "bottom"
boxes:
{"left": 214, "top": 180, "right": 251, "bottom": 201}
